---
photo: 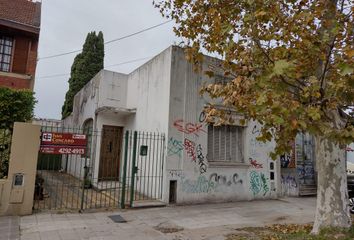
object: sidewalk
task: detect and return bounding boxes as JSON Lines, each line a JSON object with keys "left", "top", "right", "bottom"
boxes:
{"left": 20, "top": 197, "right": 316, "bottom": 240}
{"left": 0, "top": 216, "right": 20, "bottom": 240}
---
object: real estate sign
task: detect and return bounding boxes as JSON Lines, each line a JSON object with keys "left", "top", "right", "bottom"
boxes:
{"left": 39, "top": 132, "right": 87, "bottom": 155}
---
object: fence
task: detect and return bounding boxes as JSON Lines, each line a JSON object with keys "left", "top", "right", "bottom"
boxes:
{"left": 120, "top": 131, "right": 165, "bottom": 208}
{"left": 34, "top": 124, "right": 165, "bottom": 211}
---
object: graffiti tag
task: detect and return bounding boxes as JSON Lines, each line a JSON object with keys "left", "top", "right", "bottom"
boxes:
{"left": 281, "top": 174, "right": 297, "bottom": 188}
{"left": 209, "top": 173, "right": 243, "bottom": 186}
{"left": 167, "top": 137, "right": 184, "bottom": 158}
{"left": 173, "top": 119, "right": 206, "bottom": 136}
{"left": 181, "top": 176, "right": 216, "bottom": 193}
{"left": 198, "top": 111, "right": 206, "bottom": 123}
{"left": 196, "top": 144, "right": 207, "bottom": 174}
{"left": 169, "top": 170, "right": 184, "bottom": 178}
{"left": 249, "top": 158, "right": 263, "bottom": 169}
{"left": 249, "top": 171, "right": 269, "bottom": 196}
{"left": 184, "top": 138, "right": 196, "bottom": 162}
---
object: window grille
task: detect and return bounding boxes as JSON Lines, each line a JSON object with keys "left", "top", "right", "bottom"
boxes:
{"left": 207, "top": 125, "right": 244, "bottom": 163}
{"left": 0, "top": 36, "right": 13, "bottom": 72}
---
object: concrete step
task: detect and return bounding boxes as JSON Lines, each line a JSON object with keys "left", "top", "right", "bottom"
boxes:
{"left": 132, "top": 200, "right": 166, "bottom": 208}
{"left": 299, "top": 184, "right": 317, "bottom": 196}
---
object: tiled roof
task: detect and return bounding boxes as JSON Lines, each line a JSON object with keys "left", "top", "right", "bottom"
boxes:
{"left": 0, "top": 0, "right": 41, "bottom": 28}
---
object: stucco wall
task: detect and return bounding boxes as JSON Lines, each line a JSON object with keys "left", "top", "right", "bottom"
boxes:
{"left": 63, "top": 70, "right": 130, "bottom": 181}
{"left": 125, "top": 47, "right": 172, "bottom": 133}
{"left": 164, "top": 47, "right": 278, "bottom": 204}
{"left": 0, "top": 123, "right": 41, "bottom": 216}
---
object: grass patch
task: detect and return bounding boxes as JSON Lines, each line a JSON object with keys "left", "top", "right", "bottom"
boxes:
{"left": 225, "top": 224, "right": 354, "bottom": 240}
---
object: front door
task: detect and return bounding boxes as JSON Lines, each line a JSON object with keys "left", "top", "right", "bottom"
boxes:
{"left": 99, "top": 125, "right": 123, "bottom": 180}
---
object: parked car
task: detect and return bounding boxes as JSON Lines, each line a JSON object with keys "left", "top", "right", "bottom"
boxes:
{"left": 348, "top": 174, "right": 354, "bottom": 214}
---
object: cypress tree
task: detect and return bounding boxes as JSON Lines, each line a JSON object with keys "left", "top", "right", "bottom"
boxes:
{"left": 61, "top": 31, "right": 104, "bottom": 118}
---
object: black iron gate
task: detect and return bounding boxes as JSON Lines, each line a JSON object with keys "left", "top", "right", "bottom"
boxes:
{"left": 34, "top": 126, "right": 165, "bottom": 212}
{"left": 120, "top": 131, "right": 165, "bottom": 208}
{"left": 34, "top": 125, "right": 123, "bottom": 211}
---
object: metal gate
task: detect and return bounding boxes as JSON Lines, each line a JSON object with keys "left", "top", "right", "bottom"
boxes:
{"left": 34, "top": 125, "right": 123, "bottom": 211}
{"left": 120, "top": 131, "right": 165, "bottom": 208}
{"left": 34, "top": 126, "right": 165, "bottom": 212}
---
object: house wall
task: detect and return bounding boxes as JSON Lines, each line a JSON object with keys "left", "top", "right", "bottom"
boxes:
{"left": 0, "top": 29, "right": 39, "bottom": 90}
{"left": 125, "top": 47, "right": 172, "bottom": 133}
{"left": 0, "top": 123, "right": 41, "bottom": 216}
{"left": 123, "top": 47, "right": 172, "bottom": 198}
{"left": 62, "top": 70, "right": 130, "bottom": 181}
{"left": 164, "top": 46, "right": 278, "bottom": 204}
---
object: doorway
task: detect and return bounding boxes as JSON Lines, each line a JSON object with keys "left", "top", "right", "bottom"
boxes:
{"left": 99, "top": 125, "right": 123, "bottom": 180}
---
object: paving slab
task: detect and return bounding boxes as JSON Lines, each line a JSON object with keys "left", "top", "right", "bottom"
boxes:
{"left": 19, "top": 197, "right": 316, "bottom": 240}
{"left": 0, "top": 216, "right": 20, "bottom": 240}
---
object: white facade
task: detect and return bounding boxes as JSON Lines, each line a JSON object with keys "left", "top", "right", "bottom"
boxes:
{"left": 63, "top": 46, "right": 300, "bottom": 205}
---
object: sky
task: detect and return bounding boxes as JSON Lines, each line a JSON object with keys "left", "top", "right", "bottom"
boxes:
{"left": 34, "top": 0, "right": 178, "bottom": 119}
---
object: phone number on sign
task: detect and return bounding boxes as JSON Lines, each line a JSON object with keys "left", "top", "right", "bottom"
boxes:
{"left": 40, "top": 146, "right": 86, "bottom": 155}
{"left": 58, "top": 148, "right": 85, "bottom": 154}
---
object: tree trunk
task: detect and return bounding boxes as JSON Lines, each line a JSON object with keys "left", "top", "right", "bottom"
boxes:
{"left": 311, "top": 135, "right": 352, "bottom": 234}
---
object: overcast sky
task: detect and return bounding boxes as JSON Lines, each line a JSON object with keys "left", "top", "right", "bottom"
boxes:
{"left": 34, "top": 0, "right": 178, "bottom": 119}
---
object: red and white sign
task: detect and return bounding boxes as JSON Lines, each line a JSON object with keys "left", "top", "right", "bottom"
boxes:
{"left": 40, "top": 132, "right": 87, "bottom": 155}
{"left": 41, "top": 132, "right": 87, "bottom": 146}
{"left": 40, "top": 146, "right": 86, "bottom": 155}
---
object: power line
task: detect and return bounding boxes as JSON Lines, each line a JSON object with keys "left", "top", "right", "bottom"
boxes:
{"left": 105, "top": 56, "right": 152, "bottom": 68}
{"left": 38, "top": 20, "right": 173, "bottom": 61}
{"left": 36, "top": 56, "right": 153, "bottom": 79}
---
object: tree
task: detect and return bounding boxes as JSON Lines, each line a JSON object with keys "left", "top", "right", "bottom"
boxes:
{"left": 62, "top": 31, "right": 104, "bottom": 118}
{"left": 155, "top": 0, "right": 354, "bottom": 233}
{"left": 0, "top": 87, "right": 36, "bottom": 178}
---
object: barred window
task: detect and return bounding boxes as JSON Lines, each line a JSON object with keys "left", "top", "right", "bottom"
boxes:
{"left": 0, "top": 36, "right": 13, "bottom": 72}
{"left": 207, "top": 125, "right": 244, "bottom": 163}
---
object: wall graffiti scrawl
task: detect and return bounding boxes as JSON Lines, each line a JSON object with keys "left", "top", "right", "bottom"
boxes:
{"left": 167, "top": 137, "right": 184, "bottom": 158}
{"left": 173, "top": 119, "right": 206, "bottom": 136}
{"left": 249, "top": 171, "right": 269, "bottom": 196}
{"left": 249, "top": 158, "right": 263, "bottom": 168}
{"left": 181, "top": 176, "right": 216, "bottom": 193}
{"left": 209, "top": 173, "right": 243, "bottom": 186}
{"left": 184, "top": 138, "right": 196, "bottom": 162}
{"left": 196, "top": 144, "right": 207, "bottom": 174}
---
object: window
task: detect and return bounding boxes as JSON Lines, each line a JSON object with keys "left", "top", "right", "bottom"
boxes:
{"left": 207, "top": 125, "right": 244, "bottom": 163}
{"left": 214, "top": 74, "right": 233, "bottom": 85}
{"left": 0, "top": 36, "right": 13, "bottom": 72}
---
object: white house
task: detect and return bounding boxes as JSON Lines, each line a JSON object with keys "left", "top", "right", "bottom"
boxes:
{"left": 63, "top": 46, "right": 316, "bottom": 205}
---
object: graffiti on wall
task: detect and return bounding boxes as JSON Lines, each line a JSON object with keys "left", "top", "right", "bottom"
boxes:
{"left": 209, "top": 173, "right": 243, "bottom": 186}
{"left": 297, "top": 165, "right": 314, "bottom": 179}
{"left": 249, "top": 171, "right": 269, "bottom": 196}
{"left": 196, "top": 144, "right": 207, "bottom": 174}
{"left": 169, "top": 170, "right": 184, "bottom": 178}
{"left": 251, "top": 125, "right": 260, "bottom": 134}
{"left": 198, "top": 111, "right": 206, "bottom": 123}
{"left": 173, "top": 119, "right": 206, "bottom": 136}
{"left": 181, "top": 176, "right": 216, "bottom": 193}
{"left": 280, "top": 142, "right": 296, "bottom": 168}
{"left": 167, "top": 137, "right": 184, "bottom": 158}
{"left": 181, "top": 172, "right": 244, "bottom": 194}
{"left": 249, "top": 158, "right": 263, "bottom": 168}
{"left": 184, "top": 138, "right": 196, "bottom": 162}
{"left": 281, "top": 174, "right": 297, "bottom": 188}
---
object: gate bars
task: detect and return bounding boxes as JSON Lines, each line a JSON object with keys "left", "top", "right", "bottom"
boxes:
{"left": 120, "top": 131, "right": 165, "bottom": 208}
{"left": 34, "top": 124, "right": 165, "bottom": 212}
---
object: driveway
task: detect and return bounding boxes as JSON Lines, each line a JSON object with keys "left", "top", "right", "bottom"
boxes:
{"left": 19, "top": 197, "right": 316, "bottom": 240}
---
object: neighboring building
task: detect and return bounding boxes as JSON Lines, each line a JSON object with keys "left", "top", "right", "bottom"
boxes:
{"left": 63, "top": 46, "right": 316, "bottom": 205}
{"left": 32, "top": 118, "right": 62, "bottom": 129}
{"left": 0, "top": 0, "right": 41, "bottom": 90}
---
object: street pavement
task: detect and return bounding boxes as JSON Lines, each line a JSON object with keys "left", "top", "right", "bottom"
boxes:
{"left": 0, "top": 216, "right": 20, "bottom": 240}
{"left": 17, "top": 197, "right": 315, "bottom": 240}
